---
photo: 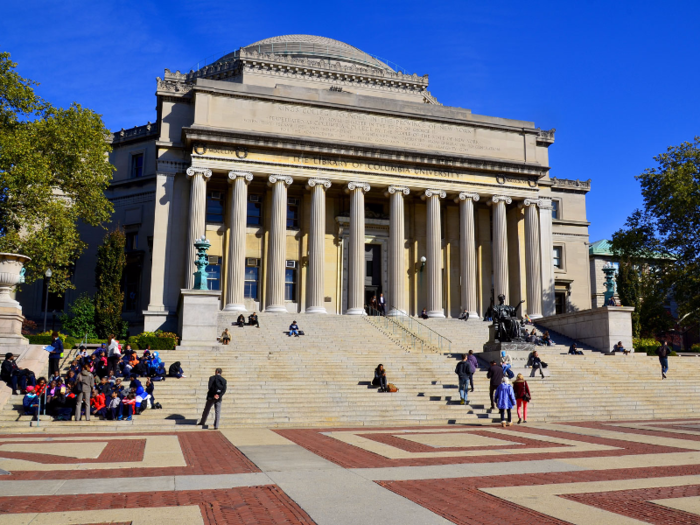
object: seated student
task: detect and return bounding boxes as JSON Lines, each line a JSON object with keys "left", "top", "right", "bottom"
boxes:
{"left": 613, "top": 341, "right": 630, "bottom": 355}
{"left": 2, "top": 352, "right": 36, "bottom": 395}
{"left": 542, "top": 331, "right": 554, "bottom": 347}
{"left": 69, "top": 359, "right": 81, "bottom": 376}
{"left": 168, "top": 361, "right": 186, "bottom": 378}
{"left": 248, "top": 312, "right": 260, "bottom": 328}
{"left": 22, "top": 386, "right": 40, "bottom": 418}
{"left": 501, "top": 350, "right": 513, "bottom": 377}
{"left": 568, "top": 343, "right": 584, "bottom": 355}
{"left": 288, "top": 321, "right": 300, "bottom": 337}
{"left": 236, "top": 314, "right": 246, "bottom": 327}
{"left": 458, "top": 309, "right": 469, "bottom": 321}
{"left": 90, "top": 388, "right": 106, "bottom": 419}
{"left": 98, "top": 376, "right": 113, "bottom": 397}
{"left": 49, "top": 369, "right": 61, "bottom": 385}
{"left": 420, "top": 308, "right": 429, "bottom": 319}
{"left": 120, "top": 392, "right": 136, "bottom": 421}
{"left": 221, "top": 328, "right": 231, "bottom": 345}
{"left": 372, "top": 364, "right": 388, "bottom": 392}
{"left": 93, "top": 343, "right": 107, "bottom": 357}
{"left": 144, "top": 377, "right": 155, "bottom": 406}
{"left": 134, "top": 382, "right": 147, "bottom": 414}
{"left": 107, "top": 370, "right": 116, "bottom": 384}
{"left": 107, "top": 391, "right": 121, "bottom": 420}
{"left": 34, "top": 377, "right": 47, "bottom": 399}
{"left": 132, "top": 356, "right": 148, "bottom": 378}
{"left": 77, "top": 345, "right": 89, "bottom": 361}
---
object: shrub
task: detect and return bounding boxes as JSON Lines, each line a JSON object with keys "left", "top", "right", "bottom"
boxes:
{"left": 27, "top": 331, "right": 81, "bottom": 349}
{"left": 688, "top": 343, "right": 700, "bottom": 353}
{"left": 634, "top": 337, "right": 659, "bottom": 355}
{"left": 59, "top": 293, "right": 97, "bottom": 339}
{"left": 21, "top": 318, "right": 38, "bottom": 335}
{"left": 127, "top": 331, "right": 178, "bottom": 351}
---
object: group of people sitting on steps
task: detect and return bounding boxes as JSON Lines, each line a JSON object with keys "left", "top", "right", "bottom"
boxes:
{"left": 221, "top": 312, "right": 261, "bottom": 344}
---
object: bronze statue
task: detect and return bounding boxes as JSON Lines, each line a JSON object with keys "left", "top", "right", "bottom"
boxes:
{"left": 488, "top": 294, "right": 525, "bottom": 342}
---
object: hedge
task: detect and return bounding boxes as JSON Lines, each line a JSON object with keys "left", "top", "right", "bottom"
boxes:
{"left": 27, "top": 333, "right": 81, "bottom": 349}
{"left": 634, "top": 337, "right": 659, "bottom": 356}
{"left": 127, "top": 331, "right": 178, "bottom": 351}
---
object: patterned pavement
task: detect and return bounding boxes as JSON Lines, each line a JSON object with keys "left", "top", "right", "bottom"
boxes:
{"left": 2, "top": 420, "right": 700, "bottom": 523}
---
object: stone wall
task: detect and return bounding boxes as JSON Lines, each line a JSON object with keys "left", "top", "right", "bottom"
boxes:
{"left": 537, "top": 306, "right": 634, "bottom": 353}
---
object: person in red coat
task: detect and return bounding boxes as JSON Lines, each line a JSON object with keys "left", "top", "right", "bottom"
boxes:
{"left": 513, "top": 373, "right": 531, "bottom": 424}
{"left": 90, "top": 389, "right": 106, "bottom": 419}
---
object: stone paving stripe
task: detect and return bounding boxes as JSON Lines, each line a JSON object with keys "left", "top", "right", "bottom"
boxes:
{"left": 221, "top": 428, "right": 296, "bottom": 447}
{"left": 0, "top": 442, "right": 108, "bottom": 459}
{"left": 239, "top": 444, "right": 342, "bottom": 472}
{"left": 173, "top": 472, "right": 273, "bottom": 491}
{"left": 352, "top": 458, "right": 589, "bottom": 481}
{"left": 268, "top": 468, "right": 452, "bottom": 525}
{"left": 0, "top": 505, "right": 204, "bottom": 525}
{"left": 652, "top": 495, "right": 700, "bottom": 515}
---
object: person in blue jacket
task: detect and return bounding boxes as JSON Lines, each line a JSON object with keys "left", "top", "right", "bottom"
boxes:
{"left": 22, "top": 386, "right": 40, "bottom": 419}
{"left": 495, "top": 377, "right": 516, "bottom": 427}
{"left": 48, "top": 332, "right": 63, "bottom": 377}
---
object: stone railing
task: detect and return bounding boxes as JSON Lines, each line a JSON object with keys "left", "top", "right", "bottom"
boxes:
{"left": 550, "top": 178, "right": 592, "bottom": 191}
{"left": 110, "top": 122, "right": 158, "bottom": 144}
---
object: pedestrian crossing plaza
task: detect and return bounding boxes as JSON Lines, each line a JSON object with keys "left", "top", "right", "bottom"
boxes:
{"left": 2, "top": 419, "right": 700, "bottom": 524}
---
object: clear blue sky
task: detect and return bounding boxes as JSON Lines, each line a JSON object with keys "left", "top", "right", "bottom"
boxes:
{"left": 2, "top": 1, "right": 698, "bottom": 242}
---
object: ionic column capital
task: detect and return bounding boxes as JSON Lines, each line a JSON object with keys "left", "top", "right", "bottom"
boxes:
{"left": 455, "top": 192, "right": 480, "bottom": 203}
{"left": 268, "top": 174, "right": 293, "bottom": 186}
{"left": 538, "top": 197, "right": 554, "bottom": 210}
{"left": 346, "top": 181, "right": 370, "bottom": 193}
{"left": 490, "top": 195, "right": 512, "bottom": 205}
{"left": 307, "top": 178, "right": 332, "bottom": 190}
{"left": 186, "top": 167, "right": 212, "bottom": 179}
{"left": 386, "top": 185, "right": 410, "bottom": 196}
{"left": 422, "top": 189, "right": 446, "bottom": 200}
{"left": 228, "top": 171, "right": 253, "bottom": 183}
{"left": 519, "top": 198, "right": 540, "bottom": 208}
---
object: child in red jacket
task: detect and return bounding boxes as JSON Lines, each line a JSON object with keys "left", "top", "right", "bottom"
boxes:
{"left": 90, "top": 389, "right": 106, "bottom": 419}
{"left": 120, "top": 393, "right": 136, "bottom": 421}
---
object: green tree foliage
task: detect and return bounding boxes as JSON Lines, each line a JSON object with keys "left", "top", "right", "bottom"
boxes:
{"left": 94, "top": 228, "right": 127, "bottom": 338}
{"left": 616, "top": 258, "right": 641, "bottom": 338}
{"left": 611, "top": 137, "right": 700, "bottom": 331}
{"left": 0, "top": 52, "right": 114, "bottom": 293}
{"left": 59, "top": 293, "right": 97, "bottom": 339}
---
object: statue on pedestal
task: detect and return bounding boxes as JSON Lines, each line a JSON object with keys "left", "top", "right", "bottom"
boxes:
{"left": 488, "top": 294, "right": 525, "bottom": 343}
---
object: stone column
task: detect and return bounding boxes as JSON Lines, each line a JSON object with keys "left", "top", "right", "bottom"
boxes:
{"left": 424, "top": 189, "right": 446, "bottom": 318}
{"left": 184, "top": 167, "right": 212, "bottom": 289}
{"left": 346, "top": 181, "right": 370, "bottom": 315}
{"left": 223, "top": 171, "right": 253, "bottom": 312}
{"left": 521, "top": 199, "right": 543, "bottom": 319}
{"left": 539, "top": 197, "right": 556, "bottom": 316}
{"left": 265, "top": 175, "right": 293, "bottom": 313}
{"left": 490, "top": 195, "right": 512, "bottom": 300}
{"left": 386, "top": 186, "right": 410, "bottom": 316}
{"left": 456, "top": 192, "right": 480, "bottom": 318}
{"left": 146, "top": 172, "right": 175, "bottom": 312}
{"left": 306, "top": 178, "right": 331, "bottom": 314}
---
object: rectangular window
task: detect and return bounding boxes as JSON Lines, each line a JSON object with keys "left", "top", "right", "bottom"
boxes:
{"left": 206, "top": 191, "right": 224, "bottom": 223}
{"left": 553, "top": 247, "right": 563, "bottom": 269}
{"left": 244, "top": 266, "right": 259, "bottom": 300}
{"left": 130, "top": 153, "right": 144, "bottom": 179}
{"left": 247, "top": 195, "right": 262, "bottom": 226}
{"left": 551, "top": 200, "right": 560, "bottom": 220}
{"left": 125, "top": 231, "right": 139, "bottom": 252}
{"left": 206, "top": 256, "right": 221, "bottom": 291}
{"left": 285, "top": 266, "right": 297, "bottom": 301}
{"left": 287, "top": 198, "right": 299, "bottom": 229}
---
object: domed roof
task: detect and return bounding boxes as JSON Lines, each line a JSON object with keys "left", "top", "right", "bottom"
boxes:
{"left": 217, "top": 34, "right": 395, "bottom": 72}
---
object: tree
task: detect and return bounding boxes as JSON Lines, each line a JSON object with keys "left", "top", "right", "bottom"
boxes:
{"left": 611, "top": 137, "right": 700, "bottom": 331}
{"left": 0, "top": 51, "right": 114, "bottom": 294}
{"left": 94, "top": 228, "right": 126, "bottom": 338}
{"left": 59, "top": 293, "right": 97, "bottom": 339}
{"left": 615, "top": 258, "right": 641, "bottom": 338}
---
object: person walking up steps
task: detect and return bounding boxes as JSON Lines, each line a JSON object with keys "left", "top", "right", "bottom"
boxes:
{"left": 467, "top": 350, "right": 478, "bottom": 392}
{"left": 198, "top": 368, "right": 227, "bottom": 429}
{"left": 487, "top": 360, "right": 504, "bottom": 410}
{"left": 513, "top": 373, "right": 531, "bottom": 424}
{"left": 455, "top": 354, "right": 471, "bottom": 405}
{"left": 656, "top": 340, "right": 671, "bottom": 379}
{"left": 495, "top": 377, "right": 516, "bottom": 427}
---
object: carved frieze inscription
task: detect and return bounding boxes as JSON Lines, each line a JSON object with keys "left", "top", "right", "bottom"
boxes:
{"left": 205, "top": 98, "right": 527, "bottom": 162}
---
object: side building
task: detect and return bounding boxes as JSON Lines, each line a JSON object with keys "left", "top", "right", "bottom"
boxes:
{"left": 18, "top": 34, "right": 592, "bottom": 335}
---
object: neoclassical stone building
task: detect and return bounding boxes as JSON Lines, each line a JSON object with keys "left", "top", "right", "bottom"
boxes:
{"left": 19, "top": 35, "right": 593, "bottom": 333}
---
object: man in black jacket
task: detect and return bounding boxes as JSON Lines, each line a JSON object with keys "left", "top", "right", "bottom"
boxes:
{"left": 486, "top": 360, "right": 504, "bottom": 410}
{"left": 198, "top": 368, "right": 227, "bottom": 429}
{"left": 656, "top": 341, "right": 671, "bottom": 379}
{"left": 455, "top": 354, "right": 472, "bottom": 405}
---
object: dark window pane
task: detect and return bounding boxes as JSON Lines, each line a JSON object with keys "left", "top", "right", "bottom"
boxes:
{"left": 284, "top": 267, "right": 296, "bottom": 300}
{"left": 244, "top": 282, "right": 258, "bottom": 300}
{"left": 551, "top": 200, "right": 559, "bottom": 220}
{"left": 206, "top": 192, "right": 224, "bottom": 223}
{"left": 247, "top": 199, "right": 262, "bottom": 225}
{"left": 206, "top": 258, "right": 221, "bottom": 291}
{"left": 131, "top": 154, "right": 144, "bottom": 178}
{"left": 287, "top": 201, "right": 299, "bottom": 229}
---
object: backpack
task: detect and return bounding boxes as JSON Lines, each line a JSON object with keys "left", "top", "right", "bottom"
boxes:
{"left": 387, "top": 383, "right": 398, "bottom": 393}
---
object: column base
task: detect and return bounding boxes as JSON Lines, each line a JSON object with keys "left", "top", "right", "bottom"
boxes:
{"left": 468, "top": 312, "right": 480, "bottom": 319}
{"left": 305, "top": 306, "right": 327, "bottom": 314}
{"left": 427, "top": 310, "right": 446, "bottom": 318}
{"left": 346, "top": 307, "right": 366, "bottom": 316}
{"left": 528, "top": 313, "right": 543, "bottom": 320}
{"left": 223, "top": 303, "right": 247, "bottom": 312}
{"left": 265, "top": 305, "right": 288, "bottom": 313}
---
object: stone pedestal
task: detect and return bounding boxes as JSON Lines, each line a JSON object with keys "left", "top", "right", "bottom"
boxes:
{"left": 179, "top": 289, "right": 222, "bottom": 347}
{"left": 0, "top": 253, "right": 30, "bottom": 346}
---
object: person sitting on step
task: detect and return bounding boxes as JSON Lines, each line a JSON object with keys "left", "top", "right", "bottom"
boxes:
{"left": 288, "top": 321, "right": 300, "bottom": 337}
{"left": 373, "top": 364, "right": 388, "bottom": 392}
{"left": 236, "top": 314, "right": 246, "bottom": 328}
{"left": 248, "top": 312, "right": 260, "bottom": 328}
{"left": 221, "top": 328, "right": 231, "bottom": 345}
{"left": 420, "top": 308, "right": 429, "bottom": 319}
{"left": 568, "top": 343, "right": 584, "bottom": 355}
{"left": 22, "top": 386, "right": 40, "bottom": 419}
{"left": 613, "top": 341, "right": 630, "bottom": 355}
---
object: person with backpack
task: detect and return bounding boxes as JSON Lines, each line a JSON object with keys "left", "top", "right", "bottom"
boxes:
{"left": 487, "top": 360, "right": 504, "bottom": 410}
{"left": 656, "top": 341, "right": 671, "bottom": 379}
{"left": 455, "top": 354, "right": 473, "bottom": 405}
{"left": 198, "top": 368, "right": 227, "bottom": 430}
{"left": 466, "top": 350, "right": 478, "bottom": 392}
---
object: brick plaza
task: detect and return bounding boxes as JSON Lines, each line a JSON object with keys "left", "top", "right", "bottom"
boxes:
{"left": 3, "top": 419, "right": 700, "bottom": 524}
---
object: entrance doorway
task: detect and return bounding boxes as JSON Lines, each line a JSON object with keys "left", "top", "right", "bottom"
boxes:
{"left": 365, "top": 244, "right": 382, "bottom": 308}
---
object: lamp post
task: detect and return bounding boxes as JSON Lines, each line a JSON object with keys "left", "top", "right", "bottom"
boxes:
{"left": 43, "top": 268, "right": 52, "bottom": 333}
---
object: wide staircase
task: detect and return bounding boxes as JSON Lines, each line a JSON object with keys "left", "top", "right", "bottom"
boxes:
{"left": 3, "top": 315, "right": 700, "bottom": 430}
